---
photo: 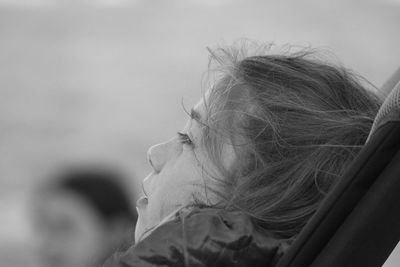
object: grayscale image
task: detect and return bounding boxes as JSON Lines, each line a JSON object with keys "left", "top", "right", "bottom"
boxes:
{"left": 0, "top": 1, "right": 399, "bottom": 266}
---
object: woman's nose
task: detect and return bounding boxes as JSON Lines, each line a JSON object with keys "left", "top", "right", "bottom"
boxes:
{"left": 147, "top": 138, "right": 180, "bottom": 173}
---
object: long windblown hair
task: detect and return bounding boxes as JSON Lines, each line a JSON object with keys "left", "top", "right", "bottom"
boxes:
{"left": 197, "top": 42, "right": 382, "bottom": 240}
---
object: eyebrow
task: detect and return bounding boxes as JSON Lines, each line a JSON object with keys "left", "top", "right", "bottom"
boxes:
{"left": 190, "top": 108, "right": 202, "bottom": 121}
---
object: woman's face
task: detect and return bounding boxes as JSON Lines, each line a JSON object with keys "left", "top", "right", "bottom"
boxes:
{"left": 135, "top": 97, "right": 236, "bottom": 242}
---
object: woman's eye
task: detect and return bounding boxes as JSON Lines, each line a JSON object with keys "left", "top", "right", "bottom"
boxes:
{"left": 177, "top": 132, "right": 194, "bottom": 147}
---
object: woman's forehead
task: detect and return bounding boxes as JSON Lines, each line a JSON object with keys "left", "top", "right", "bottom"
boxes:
{"left": 192, "top": 97, "right": 206, "bottom": 121}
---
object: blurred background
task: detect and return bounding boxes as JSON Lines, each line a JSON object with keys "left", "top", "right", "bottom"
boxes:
{"left": 0, "top": 0, "right": 399, "bottom": 266}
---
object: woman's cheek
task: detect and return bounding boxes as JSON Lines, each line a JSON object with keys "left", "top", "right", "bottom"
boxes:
{"left": 161, "top": 184, "right": 200, "bottom": 215}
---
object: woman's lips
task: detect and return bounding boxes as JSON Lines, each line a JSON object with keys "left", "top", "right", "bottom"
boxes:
{"left": 136, "top": 196, "right": 148, "bottom": 209}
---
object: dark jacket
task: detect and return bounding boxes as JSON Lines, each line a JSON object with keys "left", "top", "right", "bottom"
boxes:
{"left": 103, "top": 207, "right": 290, "bottom": 267}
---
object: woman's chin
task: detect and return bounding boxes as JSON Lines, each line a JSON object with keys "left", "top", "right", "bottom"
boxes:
{"left": 134, "top": 213, "right": 147, "bottom": 243}
{"left": 135, "top": 204, "right": 158, "bottom": 243}
{"left": 135, "top": 206, "right": 182, "bottom": 244}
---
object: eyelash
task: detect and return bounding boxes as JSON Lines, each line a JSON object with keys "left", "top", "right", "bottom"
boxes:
{"left": 177, "top": 132, "right": 194, "bottom": 147}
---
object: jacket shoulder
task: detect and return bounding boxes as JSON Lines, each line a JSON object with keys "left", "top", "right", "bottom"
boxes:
{"left": 103, "top": 208, "right": 290, "bottom": 267}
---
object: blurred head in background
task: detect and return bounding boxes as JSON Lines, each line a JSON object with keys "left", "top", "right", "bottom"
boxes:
{"left": 31, "top": 166, "right": 137, "bottom": 267}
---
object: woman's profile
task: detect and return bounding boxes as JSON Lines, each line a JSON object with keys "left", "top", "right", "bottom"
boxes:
{"left": 105, "top": 42, "right": 382, "bottom": 267}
